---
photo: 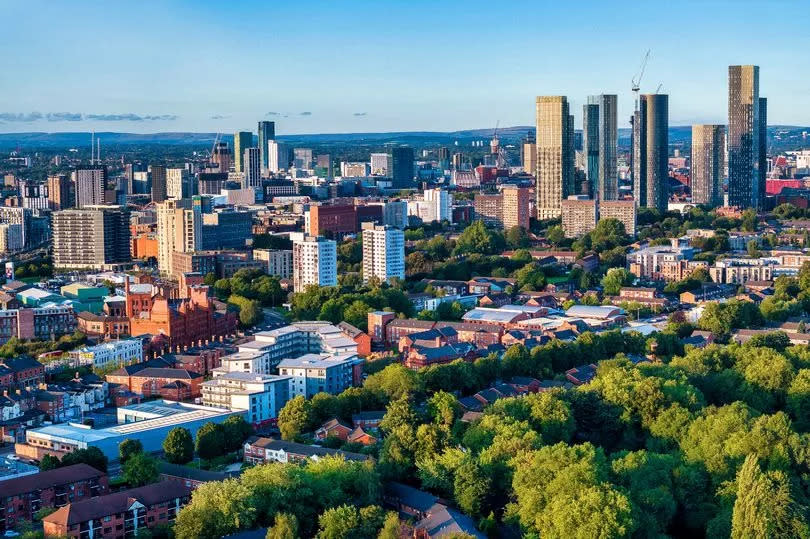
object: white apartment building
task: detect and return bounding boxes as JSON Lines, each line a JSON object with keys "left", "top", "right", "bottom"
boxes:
{"left": 268, "top": 141, "right": 290, "bottom": 173}
{"left": 710, "top": 257, "right": 776, "bottom": 284}
{"left": 166, "top": 168, "right": 191, "bottom": 200}
{"left": 201, "top": 372, "right": 291, "bottom": 424}
{"left": 362, "top": 223, "right": 405, "bottom": 283}
{"left": 253, "top": 249, "right": 293, "bottom": 279}
{"left": 278, "top": 353, "right": 363, "bottom": 398}
{"left": 370, "top": 153, "right": 392, "bottom": 176}
{"left": 422, "top": 188, "right": 453, "bottom": 223}
{"left": 292, "top": 235, "right": 337, "bottom": 291}
{"left": 73, "top": 338, "right": 143, "bottom": 369}
{"left": 156, "top": 200, "right": 201, "bottom": 274}
{"left": 340, "top": 162, "right": 370, "bottom": 177}
{"left": 215, "top": 321, "right": 358, "bottom": 376}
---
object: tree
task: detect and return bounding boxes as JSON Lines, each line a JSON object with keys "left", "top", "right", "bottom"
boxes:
{"left": 746, "top": 239, "right": 761, "bottom": 258}
{"left": 119, "top": 438, "right": 143, "bottom": 464}
{"left": 453, "top": 221, "right": 505, "bottom": 256}
{"left": 506, "top": 226, "right": 530, "bottom": 249}
{"left": 163, "top": 427, "right": 194, "bottom": 464}
{"left": 196, "top": 422, "right": 226, "bottom": 460}
{"left": 453, "top": 457, "right": 491, "bottom": 517}
{"left": 546, "top": 225, "right": 566, "bottom": 247}
{"left": 316, "top": 505, "right": 360, "bottom": 539}
{"left": 364, "top": 364, "right": 421, "bottom": 401}
{"left": 174, "top": 478, "right": 256, "bottom": 539}
{"left": 229, "top": 294, "right": 262, "bottom": 327}
{"left": 222, "top": 416, "right": 254, "bottom": 452}
{"left": 266, "top": 513, "right": 299, "bottom": 539}
{"left": 601, "top": 268, "right": 633, "bottom": 296}
{"left": 344, "top": 301, "right": 372, "bottom": 331}
{"left": 731, "top": 455, "right": 809, "bottom": 538}
{"left": 377, "top": 512, "right": 401, "bottom": 539}
{"left": 123, "top": 452, "right": 159, "bottom": 487}
{"left": 60, "top": 447, "right": 108, "bottom": 472}
{"left": 278, "top": 395, "right": 313, "bottom": 440}
{"left": 741, "top": 208, "right": 758, "bottom": 232}
{"left": 39, "top": 454, "right": 60, "bottom": 471}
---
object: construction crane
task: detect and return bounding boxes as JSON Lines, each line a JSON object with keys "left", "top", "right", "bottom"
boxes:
{"left": 656, "top": 83, "right": 664, "bottom": 94}
{"left": 631, "top": 49, "right": 651, "bottom": 111}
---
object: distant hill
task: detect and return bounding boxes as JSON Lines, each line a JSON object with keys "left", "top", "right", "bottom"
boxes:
{"left": 0, "top": 125, "right": 806, "bottom": 149}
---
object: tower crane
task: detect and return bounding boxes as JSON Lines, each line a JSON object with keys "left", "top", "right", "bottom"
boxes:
{"left": 631, "top": 49, "right": 651, "bottom": 111}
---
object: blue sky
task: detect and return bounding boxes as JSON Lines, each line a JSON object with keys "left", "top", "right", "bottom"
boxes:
{"left": 1, "top": 0, "right": 807, "bottom": 134}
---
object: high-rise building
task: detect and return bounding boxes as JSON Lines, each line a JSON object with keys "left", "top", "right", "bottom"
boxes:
{"left": 535, "top": 96, "right": 574, "bottom": 219}
{"left": 0, "top": 207, "right": 30, "bottom": 248}
{"left": 423, "top": 188, "right": 453, "bottom": 223}
{"left": 600, "top": 200, "right": 637, "bottom": 237}
{"left": 561, "top": 198, "right": 598, "bottom": 238}
{"left": 691, "top": 125, "right": 726, "bottom": 207}
{"left": 391, "top": 146, "right": 415, "bottom": 188}
{"left": 583, "top": 95, "right": 618, "bottom": 200}
{"left": 150, "top": 165, "right": 167, "bottom": 203}
{"left": 382, "top": 200, "right": 408, "bottom": 229}
{"left": 633, "top": 94, "right": 669, "bottom": 212}
{"left": 293, "top": 148, "right": 313, "bottom": 169}
{"left": 156, "top": 199, "right": 201, "bottom": 275}
{"left": 361, "top": 223, "right": 405, "bottom": 284}
{"left": 53, "top": 206, "right": 131, "bottom": 270}
{"left": 473, "top": 193, "right": 502, "bottom": 227}
{"left": 233, "top": 131, "right": 254, "bottom": 174}
{"left": 521, "top": 132, "right": 537, "bottom": 177}
{"left": 19, "top": 181, "right": 49, "bottom": 211}
{"left": 316, "top": 154, "right": 333, "bottom": 179}
{"left": 502, "top": 185, "right": 530, "bottom": 230}
{"left": 211, "top": 142, "right": 232, "bottom": 173}
{"left": 166, "top": 168, "right": 193, "bottom": 200}
{"left": 74, "top": 166, "right": 108, "bottom": 208}
{"left": 759, "top": 97, "right": 768, "bottom": 206}
{"left": 267, "top": 141, "right": 289, "bottom": 173}
{"left": 258, "top": 121, "right": 275, "bottom": 172}
{"left": 727, "top": 65, "right": 762, "bottom": 209}
{"left": 244, "top": 147, "right": 261, "bottom": 189}
{"left": 370, "top": 153, "right": 392, "bottom": 176}
{"left": 292, "top": 235, "right": 337, "bottom": 291}
{"left": 437, "top": 147, "right": 450, "bottom": 170}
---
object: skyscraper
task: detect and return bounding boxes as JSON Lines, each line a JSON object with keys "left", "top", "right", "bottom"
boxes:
{"left": 391, "top": 146, "right": 415, "bottom": 189}
{"left": 583, "top": 94, "right": 618, "bottom": 200}
{"left": 535, "top": 96, "right": 574, "bottom": 219}
{"left": 151, "top": 165, "right": 167, "bottom": 203}
{"left": 633, "top": 94, "right": 669, "bottom": 212}
{"left": 166, "top": 168, "right": 193, "bottom": 200}
{"left": 52, "top": 206, "right": 131, "bottom": 270}
{"left": 292, "top": 236, "right": 337, "bottom": 291}
{"left": 233, "top": 131, "right": 253, "bottom": 174}
{"left": 244, "top": 147, "right": 261, "bottom": 189}
{"left": 73, "top": 166, "right": 108, "bottom": 208}
{"left": 759, "top": 97, "right": 768, "bottom": 206}
{"left": 156, "top": 199, "right": 201, "bottom": 275}
{"left": 361, "top": 223, "right": 405, "bottom": 284}
{"left": 47, "top": 174, "right": 72, "bottom": 210}
{"left": 258, "top": 121, "right": 276, "bottom": 172}
{"left": 268, "top": 141, "right": 289, "bottom": 173}
{"left": 727, "top": 65, "right": 761, "bottom": 209}
{"left": 691, "top": 125, "right": 725, "bottom": 207}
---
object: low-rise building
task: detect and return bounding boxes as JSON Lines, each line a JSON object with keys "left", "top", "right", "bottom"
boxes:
{"left": 43, "top": 481, "right": 191, "bottom": 539}
{"left": 201, "top": 372, "right": 290, "bottom": 426}
{"left": 106, "top": 366, "right": 204, "bottom": 400}
{"left": 277, "top": 353, "right": 363, "bottom": 398}
{"left": 71, "top": 339, "right": 143, "bottom": 370}
{"left": 243, "top": 436, "right": 370, "bottom": 465}
{"left": 709, "top": 257, "right": 776, "bottom": 284}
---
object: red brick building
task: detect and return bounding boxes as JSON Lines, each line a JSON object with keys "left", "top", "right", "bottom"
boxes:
{"left": 0, "top": 464, "right": 108, "bottom": 533}
{"left": 43, "top": 481, "right": 191, "bottom": 539}
{"left": 125, "top": 281, "right": 237, "bottom": 348}
{"left": 337, "top": 321, "right": 371, "bottom": 356}
{"left": 0, "top": 357, "right": 45, "bottom": 389}
{"left": 106, "top": 366, "right": 204, "bottom": 400}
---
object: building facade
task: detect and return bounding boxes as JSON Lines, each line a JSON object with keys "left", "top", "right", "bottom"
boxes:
{"left": 691, "top": 124, "right": 726, "bottom": 206}
{"left": 292, "top": 236, "right": 337, "bottom": 291}
{"left": 73, "top": 166, "right": 107, "bottom": 208}
{"left": 728, "top": 65, "right": 762, "bottom": 209}
{"left": 583, "top": 94, "right": 618, "bottom": 201}
{"left": 362, "top": 223, "right": 405, "bottom": 283}
{"left": 633, "top": 94, "right": 669, "bottom": 212}
{"left": 536, "top": 96, "right": 574, "bottom": 219}
{"left": 53, "top": 206, "right": 131, "bottom": 270}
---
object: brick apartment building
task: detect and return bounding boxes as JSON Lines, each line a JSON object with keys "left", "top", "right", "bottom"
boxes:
{"left": 106, "top": 365, "right": 204, "bottom": 400}
{"left": 43, "top": 481, "right": 191, "bottom": 539}
{"left": 1, "top": 464, "right": 108, "bottom": 533}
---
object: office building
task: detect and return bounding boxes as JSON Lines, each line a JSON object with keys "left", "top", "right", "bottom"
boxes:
{"left": 258, "top": 120, "right": 275, "bottom": 172}
{"left": 73, "top": 339, "right": 143, "bottom": 370}
{"left": 535, "top": 96, "right": 574, "bottom": 219}
{"left": 0, "top": 207, "right": 30, "bottom": 247}
{"left": 19, "top": 180, "right": 49, "bottom": 211}
{"left": 370, "top": 153, "right": 392, "bottom": 176}
{"left": 292, "top": 236, "right": 337, "bottom": 291}
{"left": 202, "top": 372, "right": 291, "bottom": 424}
{"left": 0, "top": 224, "right": 23, "bottom": 253}
{"left": 233, "top": 131, "right": 253, "bottom": 174}
{"left": 691, "top": 125, "right": 726, "bottom": 206}
{"left": 132, "top": 171, "right": 150, "bottom": 195}
{"left": 53, "top": 206, "right": 131, "bottom": 270}
{"left": 362, "top": 223, "right": 405, "bottom": 283}
{"left": 156, "top": 200, "right": 201, "bottom": 275}
{"left": 198, "top": 172, "right": 227, "bottom": 195}
{"left": 201, "top": 210, "right": 253, "bottom": 250}
{"left": 728, "top": 65, "right": 762, "bottom": 209}
{"left": 74, "top": 166, "right": 107, "bottom": 208}
{"left": 166, "top": 168, "right": 192, "bottom": 200}
{"left": 243, "top": 147, "right": 261, "bottom": 189}
{"left": 340, "top": 162, "right": 370, "bottom": 177}
{"left": 583, "top": 94, "right": 618, "bottom": 200}
{"left": 253, "top": 249, "right": 293, "bottom": 279}
{"left": 47, "top": 174, "right": 72, "bottom": 210}
{"left": 267, "top": 140, "right": 289, "bottom": 173}
{"left": 391, "top": 146, "right": 415, "bottom": 188}
{"left": 293, "top": 148, "right": 313, "bottom": 169}
{"left": 150, "top": 165, "right": 167, "bottom": 202}
{"left": 633, "top": 94, "right": 669, "bottom": 212}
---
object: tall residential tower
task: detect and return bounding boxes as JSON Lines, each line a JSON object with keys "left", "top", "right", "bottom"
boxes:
{"left": 691, "top": 125, "right": 725, "bottom": 207}
{"left": 727, "top": 65, "right": 762, "bottom": 209}
{"left": 258, "top": 121, "right": 276, "bottom": 173}
{"left": 535, "top": 96, "right": 574, "bottom": 219}
{"left": 582, "top": 94, "right": 618, "bottom": 200}
{"left": 633, "top": 94, "right": 669, "bottom": 212}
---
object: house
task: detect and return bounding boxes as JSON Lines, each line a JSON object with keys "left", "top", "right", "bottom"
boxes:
{"left": 0, "top": 464, "right": 108, "bottom": 533}
{"left": 414, "top": 503, "right": 486, "bottom": 539}
{"left": 574, "top": 254, "right": 599, "bottom": 272}
{"left": 43, "top": 481, "right": 192, "bottom": 539}
{"left": 679, "top": 284, "right": 735, "bottom": 304}
{"left": 315, "top": 418, "right": 353, "bottom": 441}
{"left": 422, "top": 280, "right": 468, "bottom": 296}
{"left": 243, "top": 437, "right": 371, "bottom": 464}
{"left": 352, "top": 411, "right": 385, "bottom": 429}
{"left": 399, "top": 327, "right": 458, "bottom": 353}
{"left": 565, "top": 364, "right": 598, "bottom": 385}
{"left": 383, "top": 482, "right": 438, "bottom": 520}
{"left": 346, "top": 426, "right": 377, "bottom": 446}
{"left": 682, "top": 330, "right": 714, "bottom": 348}
{"left": 404, "top": 342, "right": 477, "bottom": 370}
{"left": 106, "top": 366, "right": 204, "bottom": 400}
{"left": 1, "top": 356, "right": 45, "bottom": 388}
{"left": 467, "top": 277, "right": 516, "bottom": 295}
{"left": 477, "top": 293, "right": 510, "bottom": 307}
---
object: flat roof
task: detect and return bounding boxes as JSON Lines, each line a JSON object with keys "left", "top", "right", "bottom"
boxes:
{"left": 278, "top": 352, "right": 359, "bottom": 369}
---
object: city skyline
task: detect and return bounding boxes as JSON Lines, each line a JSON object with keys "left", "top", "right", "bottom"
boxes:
{"left": 1, "top": 0, "right": 808, "bottom": 134}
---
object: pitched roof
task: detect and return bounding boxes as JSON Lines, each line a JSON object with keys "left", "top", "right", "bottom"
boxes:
{"left": 1, "top": 464, "right": 105, "bottom": 498}
{"left": 44, "top": 481, "right": 192, "bottom": 527}
{"left": 130, "top": 367, "right": 202, "bottom": 380}
{"left": 158, "top": 462, "right": 230, "bottom": 482}
{"left": 415, "top": 503, "right": 486, "bottom": 538}
{"left": 246, "top": 437, "right": 370, "bottom": 461}
{"left": 385, "top": 482, "right": 438, "bottom": 513}
{"left": 2, "top": 356, "right": 43, "bottom": 372}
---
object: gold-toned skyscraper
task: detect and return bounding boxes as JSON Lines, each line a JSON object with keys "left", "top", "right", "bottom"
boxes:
{"left": 691, "top": 125, "right": 725, "bottom": 207}
{"left": 535, "top": 96, "right": 574, "bottom": 219}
